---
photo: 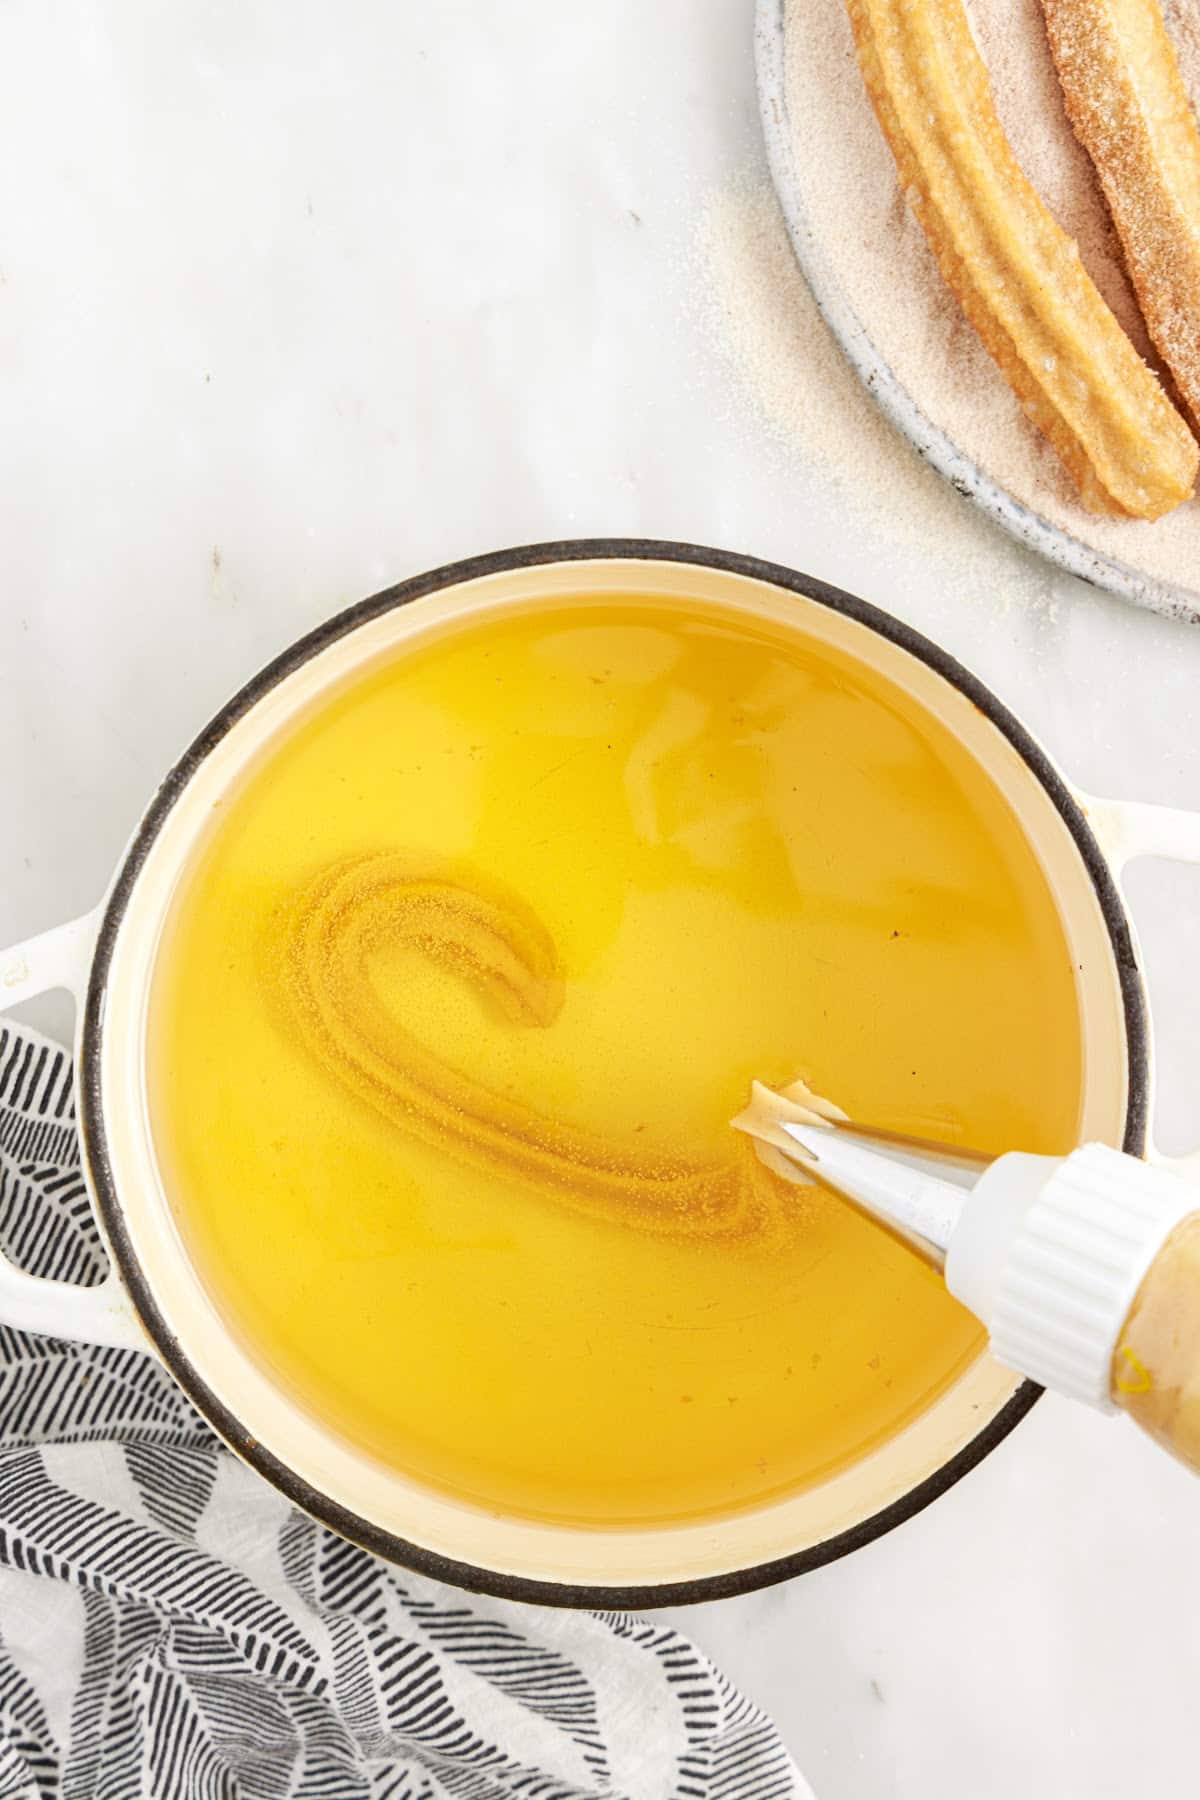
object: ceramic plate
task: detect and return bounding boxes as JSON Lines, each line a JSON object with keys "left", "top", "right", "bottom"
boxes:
{"left": 755, "top": 0, "right": 1200, "bottom": 624}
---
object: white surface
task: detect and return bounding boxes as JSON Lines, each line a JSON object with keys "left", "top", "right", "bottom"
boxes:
{"left": 2, "top": 3, "right": 1199, "bottom": 1795}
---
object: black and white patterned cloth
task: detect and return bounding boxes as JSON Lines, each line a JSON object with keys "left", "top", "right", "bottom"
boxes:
{"left": 0, "top": 1021, "right": 812, "bottom": 1800}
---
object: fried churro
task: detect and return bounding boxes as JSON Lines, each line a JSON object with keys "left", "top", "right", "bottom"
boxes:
{"left": 272, "top": 851, "right": 787, "bottom": 1242}
{"left": 845, "top": 0, "right": 1198, "bottom": 518}
{"left": 1042, "top": 0, "right": 1200, "bottom": 432}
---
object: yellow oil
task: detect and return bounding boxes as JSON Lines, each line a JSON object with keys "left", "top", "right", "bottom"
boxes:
{"left": 147, "top": 596, "right": 1083, "bottom": 1526}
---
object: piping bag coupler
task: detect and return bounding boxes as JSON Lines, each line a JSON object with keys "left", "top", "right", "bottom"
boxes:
{"left": 759, "top": 1116, "right": 1200, "bottom": 1473}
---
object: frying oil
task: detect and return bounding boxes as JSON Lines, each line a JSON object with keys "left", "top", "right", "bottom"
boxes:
{"left": 148, "top": 598, "right": 1082, "bottom": 1525}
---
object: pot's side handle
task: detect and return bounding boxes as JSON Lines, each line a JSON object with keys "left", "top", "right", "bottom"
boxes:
{"left": 1081, "top": 794, "right": 1200, "bottom": 1177}
{"left": 1082, "top": 796, "right": 1200, "bottom": 870}
{"left": 0, "top": 913, "right": 148, "bottom": 1353}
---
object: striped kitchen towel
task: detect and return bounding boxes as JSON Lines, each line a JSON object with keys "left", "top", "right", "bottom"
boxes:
{"left": 0, "top": 1021, "right": 812, "bottom": 1800}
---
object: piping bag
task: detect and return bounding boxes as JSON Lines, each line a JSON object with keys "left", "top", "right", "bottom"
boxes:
{"left": 734, "top": 1085, "right": 1200, "bottom": 1474}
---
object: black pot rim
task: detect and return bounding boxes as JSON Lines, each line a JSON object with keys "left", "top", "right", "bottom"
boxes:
{"left": 78, "top": 537, "right": 1148, "bottom": 1610}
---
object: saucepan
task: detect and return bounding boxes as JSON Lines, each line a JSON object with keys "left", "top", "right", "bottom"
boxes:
{"left": 1, "top": 540, "right": 1195, "bottom": 1607}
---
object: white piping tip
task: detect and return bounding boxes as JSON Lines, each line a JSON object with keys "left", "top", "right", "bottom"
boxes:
{"left": 777, "top": 1121, "right": 965, "bottom": 1265}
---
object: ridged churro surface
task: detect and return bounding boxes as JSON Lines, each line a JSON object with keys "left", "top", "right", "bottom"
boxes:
{"left": 845, "top": 0, "right": 1198, "bottom": 517}
{"left": 1043, "top": 0, "right": 1200, "bottom": 430}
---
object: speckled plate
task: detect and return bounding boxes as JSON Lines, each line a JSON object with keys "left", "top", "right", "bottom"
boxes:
{"left": 755, "top": 0, "right": 1200, "bottom": 624}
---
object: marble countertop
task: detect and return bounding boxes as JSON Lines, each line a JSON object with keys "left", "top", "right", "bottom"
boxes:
{"left": 3, "top": 4, "right": 1199, "bottom": 1793}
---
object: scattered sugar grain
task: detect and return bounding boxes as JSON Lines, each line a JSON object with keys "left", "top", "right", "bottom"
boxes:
{"left": 689, "top": 174, "right": 1062, "bottom": 627}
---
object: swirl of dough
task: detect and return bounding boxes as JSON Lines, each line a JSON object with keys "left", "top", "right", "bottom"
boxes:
{"left": 275, "top": 853, "right": 778, "bottom": 1239}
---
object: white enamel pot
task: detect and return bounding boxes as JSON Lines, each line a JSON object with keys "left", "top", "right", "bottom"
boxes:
{"left": 2, "top": 541, "right": 1195, "bottom": 1608}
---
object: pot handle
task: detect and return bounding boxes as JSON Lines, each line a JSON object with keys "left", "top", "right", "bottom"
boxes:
{"left": 0, "top": 913, "right": 147, "bottom": 1352}
{"left": 1082, "top": 794, "right": 1200, "bottom": 1176}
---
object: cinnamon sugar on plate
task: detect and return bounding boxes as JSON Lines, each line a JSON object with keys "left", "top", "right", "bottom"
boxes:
{"left": 765, "top": 0, "right": 1200, "bottom": 611}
